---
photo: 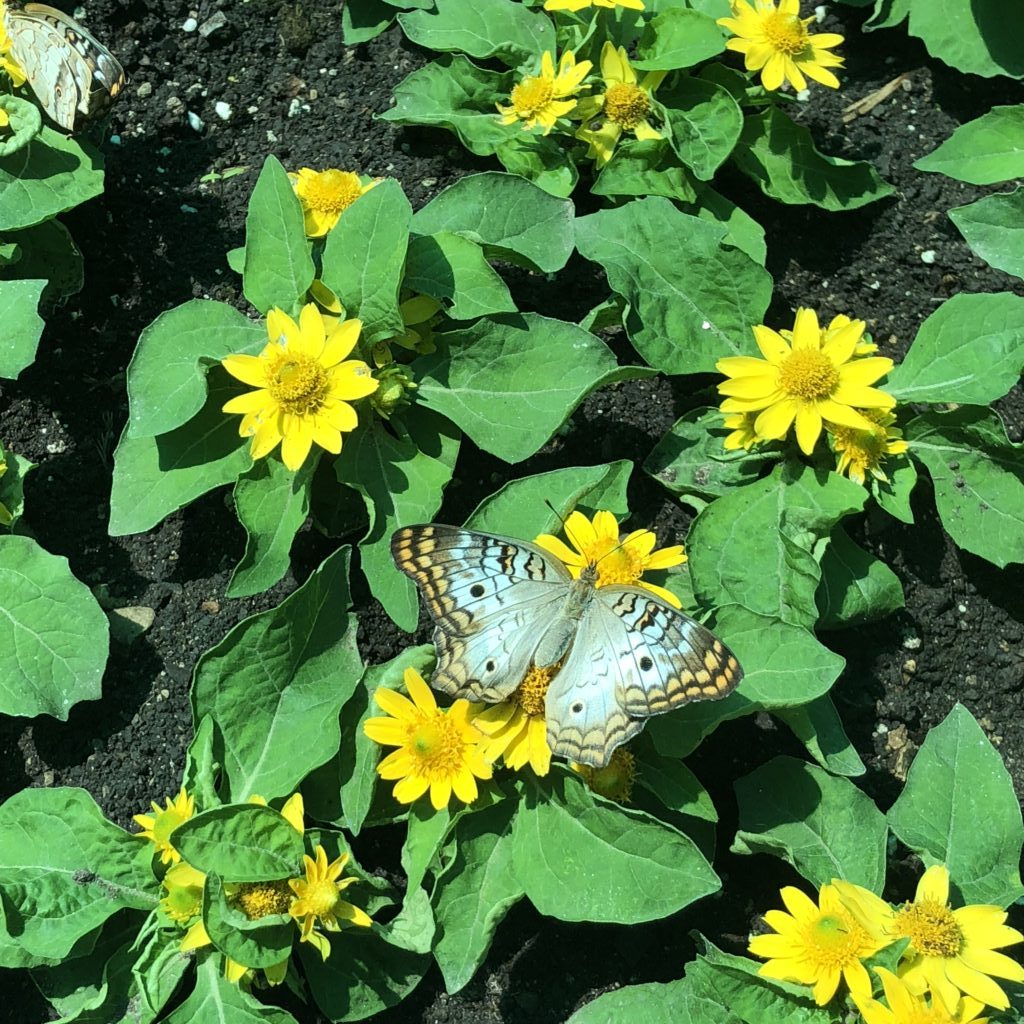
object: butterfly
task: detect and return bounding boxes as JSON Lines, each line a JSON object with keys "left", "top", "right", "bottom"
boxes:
{"left": 392, "top": 523, "right": 743, "bottom": 767}
{"left": 3, "top": 2, "right": 126, "bottom": 132}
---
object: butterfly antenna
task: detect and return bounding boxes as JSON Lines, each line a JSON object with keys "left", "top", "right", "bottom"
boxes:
{"left": 544, "top": 499, "right": 586, "bottom": 554}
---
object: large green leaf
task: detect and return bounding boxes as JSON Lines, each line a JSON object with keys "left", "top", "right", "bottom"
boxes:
{"left": 815, "top": 526, "right": 904, "bottom": 629}
{"left": 887, "top": 292, "right": 1024, "bottom": 405}
{"left": 905, "top": 3, "right": 1024, "bottom": 80}
{"left": 660, "top": 77, "right": 743, "bottom": 181}
{"left": 568, "top": 979, "right": 739, "bottom": 1024}
{"left": 242, "top": 155, "right": 314, "bottom": 316}
{"left": 733, "top": 756, "right": 887, "bottom": 892}
{"left": 0, "top": 278, "right": 45, "bottom": 380}
{"left": 335, "top": 406, "right": 460, "bottom": 630}
{"left": 949, "top": 189, "right": 1024, "bottom": 281}
{"left": 0, "top": 788, "right": 155, "bottom": 965}
{"left": 914, "top": 106, "right": 1024, "bottom": 184}
{"left": 4, "top": 218, "right": 83, "bottom": 302}
{"left": 592, "top": 140, "right": 698, "bottom": 203}
{"left": 0, "top": 535, "right": 108, "bottom": 719}
{"left": 775, "top": 696, "right": 866, "bottom": 777}
{"left": 495, "top": 132, "right": 578, "bottom": 198}
{"left": 732, "top": 108, "right": 894, "bottom": 210}
{"left": 905, "top": 408, "right": 1024, "bottom": 568}
{"left": 887, "top": 704, "right": 1024, "bottom": 907}
{"left": 415, "top": 313, "right": 647, "bottom": 463}
{"left": 575, "top": 197, "right": 772, "bottom": 373}
{"left": 164, "top": 956, "right": 298, "bottom": 1023}
{"left": 192, "top": 548, "right": 362, "bottom": 801}
{"left": 634, "top": 7, "right": 726, "bottom": 69}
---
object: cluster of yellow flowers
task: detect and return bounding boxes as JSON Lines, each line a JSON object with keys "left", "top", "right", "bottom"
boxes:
{"left": 717, "top": 308, "right": 909, "bottom": 485}
{"left": 133, "top": 788, "right": 371, "bottom": 985}
{"left": 751, "top": 867, "right": 1024, "bottom": 1021}
{"left": 364, "top": 510, "right": 684, "bottom": 809}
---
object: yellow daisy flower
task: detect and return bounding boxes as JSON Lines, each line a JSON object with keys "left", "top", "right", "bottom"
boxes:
{"left": 856, "top": 968, "right": 990, "bottom": 1024}
{"left": 722, "top": 410, "right": 762, "bottom": 452}
{"left": 160, "top": 861, "right": 206, "bottom": 924}
{"left": 0, "top": 13, "right": 26, "bottom": 89}
{"left": 497, "top": 50, "right": 592, "bottom": 135}
{"left": 221, "top": 302, "right": 378, "bottom": 471}
{"left": 834, "top": 866, "right": 1024, "bottom": 1013}
{"left": 749, "top": 884, "right": 886, "bottom": 1005}
{"left": 288, "top": 845, "right": 372, "bottom": 961}
{"left": 717, "top": 308, "right": 896, "bottom": 457}
{"left": 288, "top": 168, "right": 380, "bottom": 237}
{"left": 534, "top": 509, "right": 686, "bottom": 608}
{"left": 132, "top": 787, "right": 195, "bottom": 865}
{"left": 572, "top": 748, "right": 636, "bottom": 803}
{"left": 717, "top": 0, "right": 844, "bottom": 92}
{"left": 545, "top": 0, "right": 643, "bottom": 10}
{"left": 472, "top": 664, "right": 558, "bottom": 776}
{"left": 575, "top": 42, "right": 665, "bottom": 167}
{"left": 830, "top": 408, "right": 909, "bottom": 485}
{"left": 363, "top": 667, "right": 493, "bottom": 811}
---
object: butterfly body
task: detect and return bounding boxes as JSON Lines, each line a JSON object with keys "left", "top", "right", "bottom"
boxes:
{"left": 3, "top": 2, "right": 125, "bottom": 132}
{"left": 392, "top": 523, "right": 743, "bottom": 767}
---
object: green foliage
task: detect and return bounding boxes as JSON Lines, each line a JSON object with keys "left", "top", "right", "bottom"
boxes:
{"left": 0, "top": 279, "right": 44, "bottom": 379}
{"left": 949, "top": 187, "right": 1024, "bottom": 280}
{"left": 914, "top": 105, "right": 1024, "bottom": 184}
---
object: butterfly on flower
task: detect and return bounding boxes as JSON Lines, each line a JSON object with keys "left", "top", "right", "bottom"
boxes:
{"left": 2, "top": 2, "right": 125, "bottom": 132}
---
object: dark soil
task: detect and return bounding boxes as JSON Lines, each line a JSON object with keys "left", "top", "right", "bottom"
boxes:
{"left": 1, "top": 1, "right": 1022, "bottom": 1020}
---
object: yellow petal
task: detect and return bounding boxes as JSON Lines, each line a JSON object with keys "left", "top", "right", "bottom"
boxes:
{"left": 752, "top": 325, "right": 791, "bottom": 363}
{"left": 299, "top": 303, "right": 327, "bottom": 357}
{"left": 403, "top": 668, "right": 437, "bottom": 712}
{"left": 321, "top": 319, "right": 362, "bottom": 365}
{"left": 755, "top": 398, "right": 798, "bottom": 440}
{"left": 393, "top": 773, "right": 430, "bottom": 804}
{"left": 795, "top": 404, "right": 823, "bottom": 455}
{"left": 222, "top": 354, "right": 268, "bottom": 388}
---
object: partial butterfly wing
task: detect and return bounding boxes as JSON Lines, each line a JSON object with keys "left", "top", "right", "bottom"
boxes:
{"left": 545, "top": 586, "right": 742, "bottom": 766}
{"left": 391, "top": 525, "right": 572, "bottom": 702}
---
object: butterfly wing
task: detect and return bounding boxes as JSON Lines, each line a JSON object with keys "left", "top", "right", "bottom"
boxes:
{"left": 545, "top": 586, "right": 742, "bottom": 766}
{"left": 392, "top": 524, "right": 572, "bottom": 702}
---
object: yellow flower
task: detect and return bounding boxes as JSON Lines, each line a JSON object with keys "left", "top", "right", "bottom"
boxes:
{"left": 372, "top": 294, "right": 442, "bottom": 368}
{"left": 132, "top": 787, "right": 195, "bottom": 865}
{"left": 288, "top": 168, "right": 380, "bottom": 237}
{"left": 221, "top": 303, "right": 378, "bottom": 471}
{"left": 722, "top": 410, "right": 762, "bottom": 452}
{"left": 834, "top": 866, "right": 1024, "bottom": 1013}
{"left": 0, "top": 13, "right": 26, "bottom": 89}
{"left": 363, "top": 667, "right": 493, "bottom": 810}
{"left": 534, "top": 509, "right": 686, "bottom": 608}
{"left": 472, "top": 664, "right": 557, "bottom": 776}
{"left": 247, "top": 791, "right": 306, "bottom": 835}
{"left": 545, "top": 0, "right": 644, "bottom": 10}
{"left": 572, "top": 748, "right": 636, "bottom": 802}
{"left": 717, "top": 308, "right": 896, "bottom": 457}
{"left": 856, "top": 968, "right": 989, "bottom": 1024}
{"left": 575, "top": 42, "right": 665, "bottom": 167}
{"left": 181, "top": 914, "right": 290, "bottom": 987}
{"left": 288, "top": 845, "right": 372, "bottom": 961}
{"left": 497, "top": 50, "right": 592, "bottom": 135}
{"left": 830, "top": 408, "right": 909, "bottom": 485}
{"left": 160, "top": 862, "right": 205, "bottom": 924}
{"left": 748, "top": 884, "right": 886, "bottom": 1005}
{"left": 718, "top": 0, "right": 844, "bottom": 92}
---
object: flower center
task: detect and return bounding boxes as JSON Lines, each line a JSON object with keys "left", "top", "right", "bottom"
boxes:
{"left": 161, "top": 885, "right": 201, "bottom": 923}
{"left": 833, "top": 424, "right": 886, "bottom": 461}
{"left": 302, "top": 877, "right": 341, "bottom": 918}
{"left": 798, "top": 911, "right": 868, "bottom": 970}
{"left": 233, "top": 880, "right": 294, "bottom": 921}
{"left": 511, "top": 75, "right": 554, "bottom": 117}
{"left": 894, "top": 901, "right": 964, "bottom": 959}
{"left": 298, "top": 170, "right": 364, "bottom": 215}
{"left": 577, "top": 749, "right": 636, "bottom": 802}
{"left": 778, "top": 348, "right": 840, "bottom": 400}
{"left": 763, "top": 12, "right": 810, "bottom": 56}
{"left": 514, "top": 664, "right": 558, "bottom": 717}
{"left": 603, "top": 82, "right": 650, "bottom": 129}
{"left": 592, "top": 543, "right": 644, "bottom": 589}
{"left": 406, "top": 713, "right": 466, "bottom": 777}
{"left": 267, "top": 355, "right": 329, "bottom": 416}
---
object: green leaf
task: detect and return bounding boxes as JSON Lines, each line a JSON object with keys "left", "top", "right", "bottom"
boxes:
{"left": 635, "top": 742, "right": 718, "bottom": 821}
{"left": 381, "top": 56, "right": 513, "bottom": 157}
{"left": 661, "top": 77, "right": 743, "bottom": 181}
{"left": 687, "top": 186, "right": 767, "bottom": 265}
{"left": 0, "top": 278, "right": 44, "bottom": 379}
{"left": 593, "top": 140, "right": 698, "bottom": 203}
{"left": 733, "top": 107, "right": 894, "bottom": 210}
{"left": 873, "top": 453, "right": 917, "bottom": 525}
{"left": 887, "top": 704, "right": 1024, "bottom": 907}
{"left": 335, "top": 406, "right": 460, "bottom": 630}
{"left": 342, "top": 0, "right": 395, "bottom": 43}
{"left": 816, "top": 526, "right": 904, "bottom": 629}
{"left": 5, "top": 218, "right": 84, "bottom": 302}
{"left": 0, "top": 127, "right": 104, "bottom": 231}
{"left": 192, "top": 548, "right": 362, "bottom": 801}
{"left": 203, "top": 872, "right": 293, "bottom": 969}
{"left": 0, "top": 535, "right": 108, "bottom": 719}
{"left": 574, "top": 197, "right": 773, "bottom": 373}
{"left": 172, "top": 804, "right": 305, "bottom": 883}
{"left": 0, "top": 445, "right": 32, "bottom": 528}
{"left": 404, "top": 231, "right": 516, "bottom": 321}
{"left": 320, "top": 179, "right": 411, "bottom": 345}
{"left": 0, "top": 788, "right": 155, "bottom": 964}
{"left": 242, "top": 155, "right": 314, "bottom": 315}
{"left": 568, "top": 979, "right": 738, "bottom": 1024}
{"left": 495, "top": 133, "right": 578, "bottom": 199}
{"left": 227, "top": 455, "right": 315, "bottom": 598}
{"left": 775, "top": 696, "right": 866, "bottom": 777}
{"left": 416, "top": 313, "right": 646, "bottom": 463}
{"left": 432, "top": 799, "right": 523, "bottom": 994}
{"left": 412, "top": 171, "right": 574, "bottom": 273}
{"left": 905, "top": 4, "right": 1024, "bottom": 80}
{"left": 914, "top": 106, "right": 1024, "bottom": 183}
{"left": 125, "top": 300, "right": 265, "bottom": 439}
{"left": 398, "top": 0, "right": 554, "bottom": 65}
{"left": 733, "top": 756, "right": 887, "bottom": 892}
{"left": 688, "top": 463, "right": 866, "bottom": 629}
{"left": 949, "top": 188, "right": 1024, "bottom": 281}
{"left": 904, "top": 408, "right": 1024, "bottom": 568}
{"left": 634, "top": 8, "right": 726, "bottom": 69}
{"left": 887, "top": 292, "right": 1024, "bottom": 405}
{"left": 513, "top": 771, "right": 719, "bottom": 924}
{"left": 109, "top": 373, "right": 252, "bottom": 536}
{"left": 402, "top": 802, "right": 451, "bottom": 896}
{"left": 129, "top": 929, "right": 192, "bottom": 1023}
{"left": 645, "top": 407, "right": 780, "bottom": 502}
{"left": 164, "top": 956, "right": 299, "bottom": 1023}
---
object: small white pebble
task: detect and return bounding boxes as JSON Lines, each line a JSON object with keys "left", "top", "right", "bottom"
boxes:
{"left": 187, "top": 110, "right": 204, "bottom": 132}
{"left": 287, "top": 97, "right": 302, "bottom": 118}
{"left": 109, "top": 134, "right": 121, "bottom": 145}
{"left": 814, "top": 4, "right": 827, "bottom": 21}
{"left": 182, "top": 16, "right": 198, "bottom": 31}
{"left": 701, "top": 320, "right": 711, "bottom": 330}
{"left": 180, "top": 204, "right": 198, "bottom": 214}
{"left": 920, "top": 250, "right": 936, "bottom": 264}
{"left": 214, "top": 101, "right": 232, "bottom": 121}
{"left": 903, "top": 636, "right": 922, "bottom": 650}
{"left": 876, "top": 723, "right": 889, "bottom": 735}
{"left": 796, "top": 88, "right": 810, "bottom": 102}
{"left": 958, "top": 602, "right": 968, "bottom": 613}
{"left": 906, "top": 124, "right": 916, "bottom": 132}
{"left": 869, "top": 280, "right": 881, "bottom": 290}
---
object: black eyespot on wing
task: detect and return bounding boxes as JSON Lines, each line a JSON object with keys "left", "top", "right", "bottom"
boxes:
{"left": 470, "top": 584, "right": 485, "bottom": 598}
{"left": 572, "top": 702, "right": 583, "bottom": 714}
{"left": 485, "top": 660, "right": 496, "bottom": 673}
{"left": 639, "top": 656, "right": 654, "bottom": 671}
